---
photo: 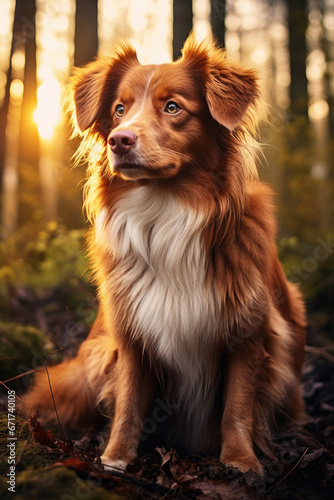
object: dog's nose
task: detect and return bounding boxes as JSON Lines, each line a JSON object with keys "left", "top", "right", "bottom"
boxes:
{"left": 108, "top": 130, "right": 137, "bottom": 154}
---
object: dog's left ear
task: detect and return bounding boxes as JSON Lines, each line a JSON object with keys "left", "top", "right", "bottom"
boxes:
{"left": 181, "top": 35, "right": 259, "bottom": 130}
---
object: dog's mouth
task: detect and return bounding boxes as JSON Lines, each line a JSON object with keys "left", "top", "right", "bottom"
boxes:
{"left": 108, "top": 141, "right": 181, "bottom": 180}
{"left": 112, "top": 160, "right": 151, "bottom": 180}
{"left": 114, "top": 162, "right": 142, "bottom": 172}
{"left": 112, "top": 158, "right": 177, "bottom": 180}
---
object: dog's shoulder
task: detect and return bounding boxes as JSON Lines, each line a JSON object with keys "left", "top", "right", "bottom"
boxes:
{"left": 238, "top": 180, "right": 278, "bottom": 253}
{"left": 244, "top": 180, "right": 277, "bottom": 227}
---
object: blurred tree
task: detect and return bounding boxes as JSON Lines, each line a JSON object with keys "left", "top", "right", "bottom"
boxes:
{"left": 19, "top": 0, "right": 38, "bottom": 165}
{"left": 70, "top": 0, "right": 98, "bottom": 228}
{"left": 173, "top": 0, "right": 193, "bottom": 60}
{"left": 323, "top": 6, "right": 334, "bottom": 133}
{"left": 19, "top": 0, "right": 40, "bottom": 223}
{"left": 74, "top": 0, "right": 98, "bottom": 67}
{"left": 211, "top": 0, "right": 225, "bottom": 48}
{"left": 0, "top": 0, "right": 24, "bottom": 216}
{"left": 1, "top": 0, "right": 41, "bottom": 232}
{"left": 288, "top": 0, "right": 308, "bottom": 116}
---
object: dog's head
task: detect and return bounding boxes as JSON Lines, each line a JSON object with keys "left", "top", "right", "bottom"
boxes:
{"left": 69, "top": 34, "right": 260, "bottom": 181}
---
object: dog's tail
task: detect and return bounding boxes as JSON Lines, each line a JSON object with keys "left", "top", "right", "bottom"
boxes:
{"left": 22, "top": 308, "right": 116, "bottom": 429}
{"left": 22, "top": 356, "right": 99, "bottom": 428}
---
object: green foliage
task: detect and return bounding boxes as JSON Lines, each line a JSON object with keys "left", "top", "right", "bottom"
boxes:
{"left": 263, "top": 116, "right": 321, "bottom": 242}
{"left": 278, "top": 234, "right": 334, "bottom": 339}
{"left": 279, "top": 235, "right": 333, "bottom": 295}
{"left": 0, "top": 221, "right": 88, "bottom": 292}
{"left": 261, "top": 114, "right": 334, "bottom": 341}
{"left": 0, "top": 222, "right": 96, "bottom": 365}
{"left": 0, "top": 221, "right": 96, "bottom": 327}
{"left": 0, "top": 322, "right": 60, "bottom": 390}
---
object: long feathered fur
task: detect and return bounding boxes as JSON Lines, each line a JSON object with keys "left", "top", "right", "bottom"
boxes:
{"left": 24, "top": 34, "right": 306, "bottom": 476}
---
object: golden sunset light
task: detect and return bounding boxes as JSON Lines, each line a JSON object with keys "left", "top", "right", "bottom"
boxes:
{"left": 0, "top": 0, "right": 332, "bottom": 237}
{"left": 33, "top": 77, "right": 61, "bottom": 140}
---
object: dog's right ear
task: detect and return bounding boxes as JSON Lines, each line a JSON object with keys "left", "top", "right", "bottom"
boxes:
{"left": 69, "top": 44, "right": 139, "bottom": 133}
{"left": 70, "top": 60, "right": 111, "bottom": 133}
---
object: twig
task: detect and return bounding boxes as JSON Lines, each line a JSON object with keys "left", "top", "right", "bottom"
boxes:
{"left": 266, "top": 447, "right": 309, "bottom": 494}
{"left": 0, "top": 380, "right": 23, "bottom": 403}
{"left": 305, "top": 345, "right": 334, "bottom": 364}
{"left": 277, "top": 408, "right": 327, "bottom": 451}
{"left": 44, "top": 349, "right": 67, "bottom": 442}
{"left": 66, "top": 305, "right": 74, "bottom": 321}
{"left": 3, "top": 370, "right": 36, "bottom": 383}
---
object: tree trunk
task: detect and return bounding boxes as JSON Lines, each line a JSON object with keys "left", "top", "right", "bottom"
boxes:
{"left": 173, "top": 0, "right": 193, "bottom": 61}
{"left": 19, "top": 0, "right": 39, "bottom": 171}
{"left": 0, "top": 0, "right": 24, "bottom": 213}
{"left": 74, "top": 0, "right": 98, "bottom": 67}
{"left": 18, "top": 0, "right": 41, "bottom": 227}
{"left": 1, "top": 0, "right": 39, "bottom": 232}
{"left": 288, "top": 0, "right": 308, "bottom": 116}
{"left": 323, "top": 4, "right": 334, "bottom": 133}
{"left": 210, "top": 0, "right": 225, "bottom": 48}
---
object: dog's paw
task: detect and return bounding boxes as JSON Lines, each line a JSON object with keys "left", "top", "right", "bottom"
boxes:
{"left": 220, "top": 454, "right": 264, "bottom": 477}
{"left": 100, "top": 456, "right": 127, "bottom": 473}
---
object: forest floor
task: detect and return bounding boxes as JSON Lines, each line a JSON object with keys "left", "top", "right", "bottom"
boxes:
{"left": 0, "top": 285, "right": 334, "bottom": 499}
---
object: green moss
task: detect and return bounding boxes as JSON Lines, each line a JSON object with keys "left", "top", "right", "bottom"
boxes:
{"left": 0, "top": 415, "right": 57, "bottom": 476}
{"left": 0, "top": 322, "right": 57, "bottom": 386}
{"left": 0, "top": 414, "right": 131, "bottom": 499}
{"left": 0, "top": 467, "right": 129, "bottom": 500}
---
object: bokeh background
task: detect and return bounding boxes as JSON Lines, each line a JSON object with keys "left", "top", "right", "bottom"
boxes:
{"left": 0, "top": 0, "right": 333, "bottom": 376}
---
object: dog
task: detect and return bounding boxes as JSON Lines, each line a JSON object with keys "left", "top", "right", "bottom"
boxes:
{"left": 24, "top": 34, "right": 306, "bottom": 476}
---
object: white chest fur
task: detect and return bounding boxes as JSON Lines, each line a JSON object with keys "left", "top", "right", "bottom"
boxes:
{"left": 96, "top": 185, "right": 224, "bottom": 450}
{"left": 96, "top": 185, "right": 221, "bottom": 375}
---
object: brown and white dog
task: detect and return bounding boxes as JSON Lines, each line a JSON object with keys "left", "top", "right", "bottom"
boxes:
{"left": 24, "top": 34, "right": 306, "bottom": 476}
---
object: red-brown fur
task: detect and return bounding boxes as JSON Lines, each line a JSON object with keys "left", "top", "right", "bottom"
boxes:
{"left": 24, "top": 35, "right": 306, "bottom": 476}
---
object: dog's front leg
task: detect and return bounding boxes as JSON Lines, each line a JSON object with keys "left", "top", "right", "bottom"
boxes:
{"left": 101, "top": 343, "right": 155, "bottom": 472}
{"left": 220, "top": 336, "right": 264, "bottom": 476}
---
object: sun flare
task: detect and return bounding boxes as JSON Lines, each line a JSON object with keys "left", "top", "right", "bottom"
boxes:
{"left": 33, "top": 77, "right": 61, "bottom": 140}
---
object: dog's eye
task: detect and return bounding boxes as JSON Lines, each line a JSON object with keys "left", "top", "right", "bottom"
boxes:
{"left": 115, "top": 104, "right": 125, "bottom": 117}
{"left": 165, "top": 101, "right": 181, "bottom": 114}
